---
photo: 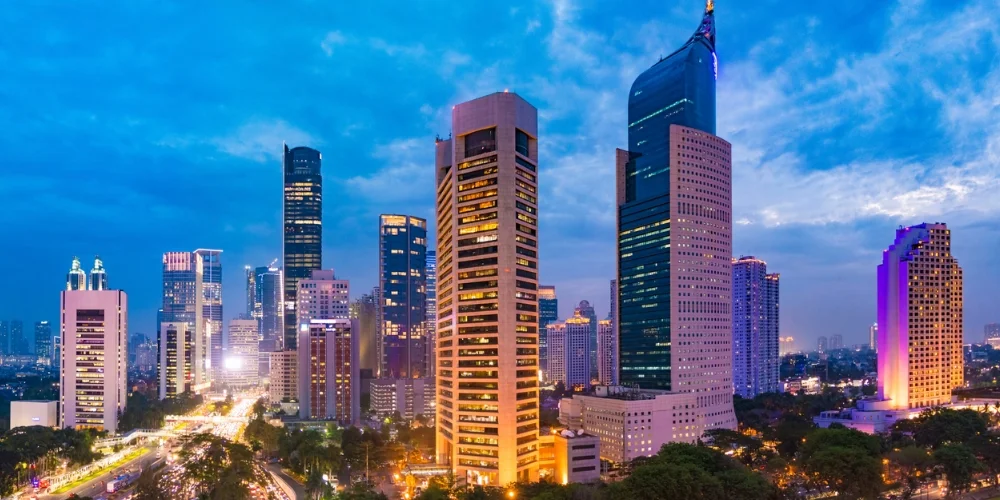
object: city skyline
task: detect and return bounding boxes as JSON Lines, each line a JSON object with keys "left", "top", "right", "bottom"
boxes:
{"left": 2, "top": 1, "right": 999, "bottom": 350}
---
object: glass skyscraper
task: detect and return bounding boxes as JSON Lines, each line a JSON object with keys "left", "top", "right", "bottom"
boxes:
{"left": 538, "top": 285, "right": 557, "bottom": 379}
{"left": 379, "top": 214, "right": 428, "bottom": 379}
{"left": 196, "top": 249, "right": 223, "bottom": 382}
{"left": 425, "top": 250, "right": 437, "bottom": 376}
{"left": 35, "top": 321, "right": 52, "bottom": 359}
{"left": 255, "top": 265, "right": 283, "bottom": 352}
{"left": 617, "top": 1, "right": 736, "bottom": 431}
{"left": 732, "top": 256, "right": 780, "bottom": 398}
{"left": 283, "top": 144, "right": 323, "bottom": 350}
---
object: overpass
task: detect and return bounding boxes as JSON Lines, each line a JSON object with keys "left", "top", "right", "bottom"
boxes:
{"left": 166, "top": 414, "right": 248, "bottom": 423}
{"left": 94, "top": 428, "right": 178, "bottom": 448}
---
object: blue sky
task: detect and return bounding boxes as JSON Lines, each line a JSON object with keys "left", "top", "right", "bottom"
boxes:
{"left": 1, "top": 0, "right": 998, "bottom": 351}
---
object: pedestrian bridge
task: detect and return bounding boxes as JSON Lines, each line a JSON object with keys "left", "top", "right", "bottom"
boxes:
{"left": 94, "top": 428, "right": 177, "bottom": 448}
{"left": 165, "top": 414, "right": 248, "bottom": 423}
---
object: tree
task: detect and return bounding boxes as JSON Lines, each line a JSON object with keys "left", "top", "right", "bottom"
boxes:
{"left": 933, "top": 444, "right": 983, "bottom": 495}
{"left": 415, "top": 484, "right": 451, "bottom": 500}
{"left": 337, "top": 482, "right": 389, "bottom": 500}
{"left": 803, "top": 446, "right": 882, "bottom": 500}
{"left": 134, "top": 467, "right": 170, "bottom": 500}
{"left": 178, "top": 433, "right": 267, "bottom": 499}
{"left": 900, "top": 408, "right": 988, "bottom": 449}
{"left": 773, "top": 413, "right": 814, "bottom": 458}
{"left": 456, "top": 485, "right": 505, "bottom": 500}
{"left": 888, "top": 446, "right": 932, "bottom": 498}
{"left": 799, "top": 428, "right": 882, "bottom": 461}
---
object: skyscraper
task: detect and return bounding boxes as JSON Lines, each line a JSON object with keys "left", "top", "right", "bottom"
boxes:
{"left": 296, "top": 270, "right": 350, "bottom": 326}
{"left": 351, "top": 292, "right": 379, "bottom": 376}
{"left": 538, "top": 286, "right": 557, "bottom": 379}
{"left": 283, "top": 144, "right": 323, "bottom": 351}
{"left": 547, "top": 311, "right": 591, "bottom": 390}
{"left": 574, "top": 300, "right": 598, "bottom": 379}
{"left": 379, "top": 214, "right": 428, "bottom": 379}
{"left": 878, "top": 223, "right": 963, "bottom": 410}
{"left": 298, "top": 318, "right": 359, "bottom": 425}
{"left": 161, "top": 251, "right": 208, "bottom": 396}
{"left": 196, "top": 249, "right": 223, "bottom": 384}
{"left": 596, "top": 318, "right": 616, "bottom": 385}
{"left": 35, "top": 321, "right": 52, "bottom": 360}
{"left": 435, "top": 91, "right": 540, "bottom": 484}
{"left": 616, "top": 2, "right": 736, "bottom": 432}
{"left": 60, "top": 290, "right": 127, "bottom": 432}
{"left": 224, "top": 319, "right": 259, "bottom": 388}
{"left": 829, "top": 334, "right": 843, "bottom": 350}
{"left": 255, "top": 264, "right": 283, "bottom": 351}
{"left": 426, "top": 250, "right": 437, "bottom": 376}
{"left": 9, "top": 320, "right": 24, "bottom": 355}
{"left": 817, "top": 336, "right": 828, "bottom": 353}
{"left": 869, "top": 323, "right": 879, "bottom": 351}
{"left": 985, "top": 323, "right": 1000, "bottom": 349}
{"left": 731, "top": 256, "right": 780, "bottom": 398}
{"left": 66, "top": 257, "right": 87, "bottom": 291}
{"left": 245, "top": 265, "right": 257, "bottom": 320}
{"left": 89, "top": 256, "right": 108, "bottom": 290}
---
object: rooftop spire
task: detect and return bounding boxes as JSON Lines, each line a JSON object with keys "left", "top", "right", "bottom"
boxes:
{"left": 689, "top": 0, "right": 716, "bottom": 51}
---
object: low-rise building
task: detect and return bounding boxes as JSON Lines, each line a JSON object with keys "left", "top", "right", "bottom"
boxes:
{"left": 558, "top": 385, "right": 699, "bottom": 464}
{"left": 10, "top": 400, "right": 58, "bottom": 429}
{"left": 370, "top": 377, "right": 435, "bottom": 420}
{"left": 270, "top": 350, "right": 298, "bottom": 403}
{"left": 554, "top": 429, "right": 600, "bottom": 484}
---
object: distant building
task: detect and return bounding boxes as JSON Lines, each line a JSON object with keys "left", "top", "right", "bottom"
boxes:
{"left": 255, "top": 265, "right": 283, "bottom": 352}
{"left": 539, "top": 286, "right": 558, "bottom": 378}
{"left": 245, "top": 266, "right": 258, "bottom": 320}
{"left": 270, "top": 350, "right": 298, "bottom": 403}
{"left": 351, "top": 292, "right": 378, "bottom": 376}
{"left": 596, "top": 319, "right": 616, "bottom": 386}
{"left": 159, "top": 322, "right": 192, "bottom": 398}
{"left": 89, "top": 256, "right": 108, "bottom": 291}
{"left": 225, "top": 319, "right": 259, "bottom": 388}
{"left": 0, "top": 321, "right": 7, "bottom": 356}
{"left": 984, "top": 323, "right": 1000, "bottom": 349}
{"left": 196, "top": 249, "right": 224, "bottom": 385}
{"left": 60, "top": 290, "right": 127, "bottom": 432}
{"left": 10, "top": 401, "right": 58, "bottom": 429}
{"left": 370, "top": 377, "right": 435, "bottom": 420}
{"left": 559, "top": 386, "right": 700, "bottom": 464}
{"left": 162, "top": 251, "right": 211, "bottom": 393}
{"left": 34, "top": 321, "right": 52, "bottom": 361}
{"left": 9, "top": 321, "right": 24, "bottom": 355}
{"left": 829, "top": 334, "right": 843, "bottom": 350}
{"left": 136, "top": 339, "right": 157, "bottom": 373}
{"left": 283, "top": 144, "right": 323, "bottom": 351}
{"left": 298, "top": 319, "right": 359, "bottom": 425}
{"left": 731, "top": 256, "right": 780, "bottom": 398}
{"left": 66, "top": 257, "right": 87, "bottom": 291}
{"left": 425, "top": 251, "right": 437, "bottom": 376}
{"left": 297, "top": 270, "right": 350, "bottom": 327}
{"left": 817, "top": 336, "right": 828, "bottom": 353}
{"left": 869, "top": 323, "right": 878, "bottom": 351}
{"left": 547, "top": 311, "right": 591, "bottom": 389}
{"left": 574, "top": 301, "right": 598, "bottom": 380}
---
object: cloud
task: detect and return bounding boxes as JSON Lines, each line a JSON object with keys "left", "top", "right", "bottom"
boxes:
{"left": 343, "top": 138, "right": 435, "bottom": 204}
{"left": 321, "top": 31, "right": 347, "bottom": 56}
{"left": 211, "top": 119, "right": 320, "bottom": 162}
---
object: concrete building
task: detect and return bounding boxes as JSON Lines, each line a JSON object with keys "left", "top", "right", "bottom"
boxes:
{"left": 10, "top": 401, "right": 58, "bottom": 429}
{"left": 434, "top": 91, "right": 541, "bottom": 485}
{"left": 553, "top": 430, "right": 601, "bottom": 485}
{"left": 574, "top": 301, "right": 598, "bottom": 380}
{"left": 984, "top": 323, "right": 1000, "bottom": 349}
{"left": 370, "top": 377, "right": 436, "bottom": 420}
{"left": 297, "top": 319, "right": 359, "bottom": 425}
{"left": 379, "top": 214, "right": 428, "bottom": 379}
{"left": 60, "top": 290, "right": 127, "bottom": 433}
{"left": 547, "top": 312, "right": 591, "bottom": 389}
{"left": 596, "top": 319, "right": 616, "bottom": 386}
{"left": 225, "top": 319, "right": 259, "bottom": 388}
{"left": 817, "top": 336, "right": 828, "bottom": 353}
{"left": 870, "top": 323, "right": 879, "bottom": 351}
{"left": 161, "top": 251, "right": 211, "bottom": 395}
{"left": 159, "top": 322, "right": 192, "bottom": 398}
{"left": 297, "top": 270, "right": 350, "bottom": 327}
{"left": 559, "top": 386, "right": 700, "bottom": 464}
{"left": 426, "top": 251, "right": 437, "bottom": 376}
{"left": 270, "top": 350, "right": 298, "bottom": 403}
{"left": 732, "top": 256, "right": 780, "bottom": 398}
{"left": 9, "top": 320, "right": 24, "bottom": 356}
{"left": 35, "top": 321, "right": 52, "bottom": 361}
{"left": 283, "top": 144, "right": 323, "bottom": 351}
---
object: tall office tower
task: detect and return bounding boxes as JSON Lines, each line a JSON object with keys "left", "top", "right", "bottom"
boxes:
{"left": 538, "top": 286, "right": 557, "bottom": 378}
{"left": 53, "top": 334, "right": 61, "bottom": 374}
{"left": 596, "top": 319, "right": 616, "bottom": 385}
{"left": 379, "top": 214, "right": 428, "bottom": 379}
{"left": 0, "top": 321, "right": 7, "bottom": 355}
{"left": 297, "top": 318, "right": 359, "bottom": 424}
{"left": 66, "top": 257, "right": 87, "bottom": 291}
{"left": 616, "top": 2, "right": 736, "bottom": 432}
{"left": 269, "top": 350, "right": 298, "bottom": 402}
{"left": 159, "top": 322, "right": 193, "bottom": 398}
{"left": 256, "top": 265, "right": 283, "bottom": 351}
{"left": 574, "top": 300, "right": 598, "bottom": 379}
{"left": 162, "top": 251, "right": 209, "bottom": 394}
{"left": 195, "top": 249, "right": 223, "bottom": 384}
{"left": 297, "top": 270, "right": 350, "bottom": 326}
{"left": 89, "top": 256, "right": 108, "bottom": 290}
{"left": 426, "top": 250, "right": 437, "bottom": 376}
{"left": 351, "top": 292, "right": 379, "bottom": 376}
{"left": 817, "top": 336, "right": 828, "bottom": 353}
{"left": 869, "top": 323, "right": 879, "bottom": 351}
{"left": 547, "top": 312, "right": 591, "bottom": 389}
{"left": 878, "top": 223, "right": 963, "bottom": 410}
{"left": 283, "top": 144, "right": 323, "bottom": 351}
{"left": 829, "top": 334, "right": 843, "bottom": 350}
{"left": 35, "top": 321, "right": 52, "bottom": 360}
{"left": 434, "top": 92, "right": 540, "bottom": 484}
{"left": 985, "top": 323, "right": 1000, "bottom": 349}
{"left": 245, "top": 266, "right": 257, "bottom": 319}
{"left": 9, "top": 320, "right": 24, "bottom": 355}
{"left": 136, "top": 339, "right": 157, "bottom": 373}
{"left": 609, "top": 279, "right": 617, "bottom": 341}
{"left": 731, "top": 256, "right": 780, "bottom": 398}
{"left": 224, "top": 319, "right": 259, "bottom": 388}
{"left": 60, "top": 290, "right": 128, "bottom": 432}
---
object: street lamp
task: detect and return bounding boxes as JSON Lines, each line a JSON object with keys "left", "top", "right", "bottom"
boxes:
{"left": 508, "top": 490, "right": 516, "bottom": 499}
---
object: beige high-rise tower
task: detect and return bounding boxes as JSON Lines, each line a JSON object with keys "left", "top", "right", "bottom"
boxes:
{"left": 435, "top": 92, "right": 540, "bottom": 486}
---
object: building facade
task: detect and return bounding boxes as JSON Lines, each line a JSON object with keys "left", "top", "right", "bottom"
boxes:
{"left": 161, "top": 251, "right": 209, "bottom": 395}
{"left": 60, "top": 290, "right": 127, "bottom": 433}
{"left": 11, "top": 401, "right": 58, "bottom": 429}
{"left": 434, "top": 91, "right": 541, "bottom": 485}
{"left": 615, "top": 2, "right": 735, "bottom": 432}
{"left": 297, "top": 270, "right": 350, "bottom": 328}
{"left": 270, "top": 349, "right": 298, "bottom": 402}
{"left": 546, "top": 313, "right": 591, "bottom": 389}
{"left": 9, "top": 320, "right": 24, "bottom": 356}
{"left": 379, "top": 214, "right": 428, "bottom": 379}
{"left": 817, "top": 336, "right": 828, "bottom": 353}
{"left": 370, "top": 377, "right": 436, "bottom": 420}
{"left": 870, "top": 323, "right": 879, "bottom": 351}
{"left": 351, "top": 292, "right": 379, "bottom": 376}
{"left": 596, "top": 319, "right": 616, "bottom": 386}
{"left": 986, "top": 323, "right": 1000, "bottom": 349}
{"left": 225, "top": 319, "right": 259, "bottom": 388}
{"left": 297, "top": 319, "right": 359, "bottom": 424}
{"left": 283, "top": 144, "right": 323, "bottom": 351}
{"left": 829, "top": 334, "right": 843, "bottom": 350}
{"left": 196, "top": 249, "right": 224, "bottom": 384}
{"left": 89, "top": 256, "right": 108, "bottom": 290}
{"left": 159, "top": 322, "right": 193, "bottom": 398}
{"left": 574, "top": 301, "right": 597, "bottom": 380}
{"left": 35, "top": 321, "right": 52, "bottom": 361}
{"left": 426, "top": 250, "right": 437, "bottom": 376}
{"left": 255, "top": 265, "right": 283, "bottom": 352}
{"left": 538, "top": 286, "right": 557, "bottom": 379}
{"left": 877, "top": 223, "right": 963, "bottom": 410}
{"left": 731, "top": 256, "right": 780, "bottom": 398}
{"left": 66, "top": 257, "right": 87, "bottom": 291}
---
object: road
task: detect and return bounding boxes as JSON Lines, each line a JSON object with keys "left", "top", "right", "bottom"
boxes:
{"left": 38, "top": 446, "right": 160, "bottom": 500}
{"left": 267, "top": 463, "right": 305, "bottom": 499}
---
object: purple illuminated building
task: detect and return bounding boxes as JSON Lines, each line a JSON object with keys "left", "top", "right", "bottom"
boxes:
{"left": 732, "top": 256, "right": 779, "bottom": 398}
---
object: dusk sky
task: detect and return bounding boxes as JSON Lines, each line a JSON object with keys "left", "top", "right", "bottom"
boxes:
{"left": 2, "top": 0, "right": 998, "bottom": 351}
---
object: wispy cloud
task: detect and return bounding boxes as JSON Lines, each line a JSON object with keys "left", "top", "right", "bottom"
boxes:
{"left": 321, "top": 31, "right": 347, "bottom": 56}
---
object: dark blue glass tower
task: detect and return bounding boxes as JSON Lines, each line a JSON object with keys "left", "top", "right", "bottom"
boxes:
{"left": 379, "top": 214, "right": 428, "bottom": 379}
{"left": 618, "top": 2, "right": 716, "bottom": 390}
{"left": 283, "top": 145, "right": 322, "bottom": 350}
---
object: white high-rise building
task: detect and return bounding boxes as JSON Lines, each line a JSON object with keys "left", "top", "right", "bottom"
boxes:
{"left": 225, "top": 319, "right": 259, "bottom": 388}
{"left": 297, "top": 270, "right": 350, "bottom": 328}
{"left": 547, "top": 311, "right": 591, "bottom": 390}
{"left": 60, "top": 290, "right": 127, "bottom": 433}
{"left": 869, "top": 323, "right": 878, "bottom": 351}
{"left": 596, "top": 319, "right": 616, "bottom": 386}
{"left": 159, "top": 322, "right": 192, "bottom": 398}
